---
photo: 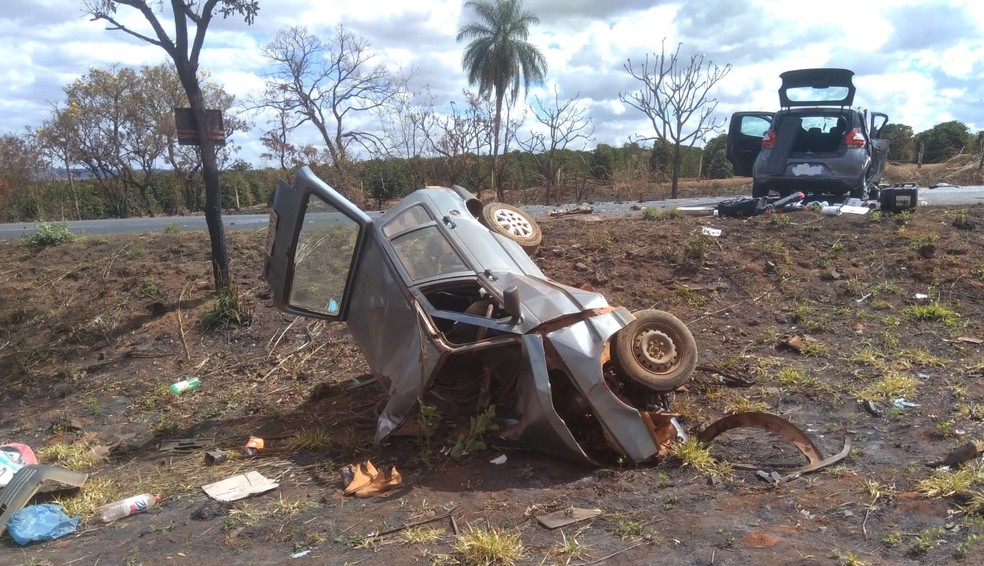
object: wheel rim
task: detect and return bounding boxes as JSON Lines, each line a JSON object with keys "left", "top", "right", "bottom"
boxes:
{"left": 492, "top": 208, "right": 534, "bottom": 239}
{"left": 632, "top": 328, "right": 678, "bottom": 374}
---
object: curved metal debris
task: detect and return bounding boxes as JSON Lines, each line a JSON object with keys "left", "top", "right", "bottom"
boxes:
{"left": 697, "top": 411, "right": 850, "bottom": 476}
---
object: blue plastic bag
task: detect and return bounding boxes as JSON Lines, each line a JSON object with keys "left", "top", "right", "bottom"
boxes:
{"left": 6, "top": 504, "right": 80, "bottom": 546}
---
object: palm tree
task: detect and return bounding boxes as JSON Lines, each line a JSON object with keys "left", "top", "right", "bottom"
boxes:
{"left": 457, "top": 0, "right": 547, "bottom": 199}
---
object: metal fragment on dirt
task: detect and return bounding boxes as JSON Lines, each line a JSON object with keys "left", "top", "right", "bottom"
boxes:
{"left": 697, "top": 411, "right": 851, "bottom": 476}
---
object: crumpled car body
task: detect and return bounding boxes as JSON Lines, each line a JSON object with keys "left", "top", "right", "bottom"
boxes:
{"left": 264, "top": 167, "right": 697, "bottom": 465}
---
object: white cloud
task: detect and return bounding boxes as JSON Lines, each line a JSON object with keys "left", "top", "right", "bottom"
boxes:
{"left": 0, "top": 0, "right": 981, "bottom": 166}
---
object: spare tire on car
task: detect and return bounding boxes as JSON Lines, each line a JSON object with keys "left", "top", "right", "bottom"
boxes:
{"left": 612, "top": 309, "right": 697, "bottom": 392}
{"left": 480, "top": 202, "right": 542, "bottom": 253}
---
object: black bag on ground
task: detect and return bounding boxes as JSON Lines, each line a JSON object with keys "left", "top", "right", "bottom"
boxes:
{"left": 716, "top": 196, "right": 767, "bottom": 217}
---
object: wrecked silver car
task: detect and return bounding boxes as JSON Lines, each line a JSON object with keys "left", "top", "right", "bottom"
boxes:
{"left": 264, "top": 167, "right": 698, "bottom": 465}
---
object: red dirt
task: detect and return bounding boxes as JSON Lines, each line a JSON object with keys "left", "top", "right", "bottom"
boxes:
{"left": 1, "top": 196, "right": 983, "bottom": 565}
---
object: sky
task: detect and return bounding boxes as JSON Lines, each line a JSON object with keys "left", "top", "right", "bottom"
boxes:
{"left": 1, "top": 0, "right": 982, "bottom": 167}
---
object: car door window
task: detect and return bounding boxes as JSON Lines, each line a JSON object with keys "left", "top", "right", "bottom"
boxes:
{"left": 391, "top": 226, "right": 469, "bottom": 280}
{"left": 288, "top": 195, "right": 362, "bottom": 316}
{"left": 739, "top": 116, "right": 771, "bottom": 137}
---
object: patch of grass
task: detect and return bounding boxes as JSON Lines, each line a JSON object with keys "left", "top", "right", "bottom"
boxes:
{"left": 882, "top": 530, "right": 902, "bottom": 547}
{"left": 201, "top": 285, "right": 253, "bottom": 331}
{"left": 585, "top": 231, "right": 613, "bottom": 250}
{"left": 683, "top": 234, "right": 715, "bottom": 267}
{"left": 934, "top": 419, "right": 956, "bottom": 438}
{"left": 140, "top": 276, "right": 161, "bottom": 298}
{"left": 641, "top": 207, "right": 681, "bottom": 221}
{"left": 858, "top": 372, "right": 918, "bottom": 402}
{"left": 163, "top": 223, "right": 183, "bottom": 235}
{"left": 904, "top": 302, "right": 960, "bottom": 325}
{"left": 871, "top": 281, "right": 901, "bottom": 296}
{"left": 51, "top": 477, "right": 119, "bottom": 520}
{"left": 451, "top": 405, "right": 498, "bottom": 460}
{"left": 288, "top": 427, "right": 333, "bottom": 451}
{"left": 27, "top": 222, "right": 77, "bottom": 247}
{"left": 36, "top": 442, "right": 101, "bottom": 471}
{"left": 548, "top": 528, "right": 590, "bottom": 564}
{"left": 800, "top": 340, "right": 829, "bottom": 357}
{"left": 613, "top": 514, "right": 645, "bottom": 539}
{"left": 452, "top": 524, "right": 524, "bottom": 566}
{"left": 397, "top": 525, "right": 445, "bottom": 545}
{"left": 774, "top": 367, "right": 815, "bottom": 388}
{"left": 974, "top": 260, "right": 984, "bottom": 281}
{"left": 792, "top": 303, "right": 828, "bottom": 332}
{"left": 669, "top": 437, "right": 732, "bottom": 478}
{"left": 831, "top": 549, "right": 868, "bottom": 566}
{"left": 724, "top": 394, "right": 768, "bottom": 414}
{"left": 916, "top": 466, "right": 979, "bottom": 498}
{"left": 909, "top": 527, "right": 945, "bottom": 556}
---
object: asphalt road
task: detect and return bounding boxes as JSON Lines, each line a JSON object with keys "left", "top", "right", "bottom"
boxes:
{"left": 2, "top": 184, "right": 982, "bottom": 239}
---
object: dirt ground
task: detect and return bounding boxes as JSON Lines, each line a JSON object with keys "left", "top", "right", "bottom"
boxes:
{"left": 1, "top": 180, "right": 984, "bottom": 565}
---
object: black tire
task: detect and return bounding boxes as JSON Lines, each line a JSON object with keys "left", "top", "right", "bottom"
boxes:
{"left": 613, "top": 309, "right": 698, "bottom": 392}
{"left": 751, "top": 184, "right": 769, "bottom": 198}
{"left": 481, "top": 202, "right": 542, "bottom": 253}
{"left": 849, "top": 185, "right": 867, "bottom": 200}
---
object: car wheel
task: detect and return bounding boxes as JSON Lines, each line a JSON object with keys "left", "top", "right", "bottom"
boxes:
{"left": 481, "top": 203, "right": 542, "bottom": 253}
{"left": 751, "top": 184, "right": 769, "bottom": 198}
{"left": 613, "top": 309, "right": 698, "bottom": 392}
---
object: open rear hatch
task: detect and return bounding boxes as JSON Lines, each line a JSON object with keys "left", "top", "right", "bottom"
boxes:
{"left": 779, "top": 68, "right": 855, "bottom": 107}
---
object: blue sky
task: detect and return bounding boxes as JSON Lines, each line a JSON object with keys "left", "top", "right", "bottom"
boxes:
{"left": 1, "top": 0, "right": 981, "bottom": 166}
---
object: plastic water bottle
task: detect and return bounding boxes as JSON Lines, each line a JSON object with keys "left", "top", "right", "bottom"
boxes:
{"left": 95, "top": 493, "right": 160, "bottom": 523}
{"left": 169, "top": 377, "right": 201, "bottom": 395}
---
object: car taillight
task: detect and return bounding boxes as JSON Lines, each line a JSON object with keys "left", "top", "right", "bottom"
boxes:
{"left": 845, "top": 127, "right": 866, "bottom": 148}
{"left": 761, "top": 130, "right": 776, "bottom": 149}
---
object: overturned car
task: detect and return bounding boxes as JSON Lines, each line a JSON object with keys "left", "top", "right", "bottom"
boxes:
{"left": 264, "top": 167, "right": 698, "bottom": 465}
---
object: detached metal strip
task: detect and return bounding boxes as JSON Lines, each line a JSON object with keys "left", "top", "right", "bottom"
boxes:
{"left": 696, "top": 411, "right": 849, "bottom": 475}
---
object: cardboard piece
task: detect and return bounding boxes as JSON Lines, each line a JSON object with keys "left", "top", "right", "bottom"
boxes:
{"left": 537, "top": 507, "right": 602, "bottom": 529}
{"left": 202, "top": 471, "right": 278, "bottom": 502}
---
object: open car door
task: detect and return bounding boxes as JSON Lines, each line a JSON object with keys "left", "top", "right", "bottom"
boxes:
{"left": 264, "top": 166, "right": 373, "bottom": 321}
{"left": 726, "top": 112, "right": 772, "bottom": 177}
{"left": 867, "top": 111, "right": 890, "bottom": 183}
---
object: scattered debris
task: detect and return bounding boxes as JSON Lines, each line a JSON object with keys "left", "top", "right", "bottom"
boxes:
{"left": 956, "top": 336, "right": 984, "bottom": 345}
{"left": 202, "top": 471, "right": 278, "bottom": 502}
{"left": 929, "top": 182, "right": 958, "bottom": 189}
{"left": 244, "top": 436, "right": 265, "bottom": 457}
{"left": 6, "top": 503, "right": 79, "bottom": 546}
{"left": 676, "top": 206, "right": 715, "bottom": 216}
{"left": 96, "top": 493, "right": 159, "bottom": 523}
{"left": 340, "top": 459, "right": 402, "bottom": 497}
{"left": 0, "top": 465, "right": 88, "bottom": 535}
{"left": 940, "top": 443, "right": 979, "bottom": 469}
{"left": 0, "top": 443, "right": 37, "bottom": 487}
{"left": 547, "top": 204, "right": 594, "bottom": 216}
{"left": 537, "top": 507, "right": 602, "bottom": 529}
{"left": 490, "top": 454, "right": 507, "bottom": 465}
{"left": 840, "top": 205, "right": 870, "bottom": 215}
{"left": 160, "top": 437, "right": 216, "bottom": 452}
{"left": 291, "top": 550, "right": 312, "bottom": 559}
{"left": 892, "top": 398, "right": 920, "bottom": 410}
{"left": 701, "top": 226, "right": 722, "bottom": 237}
{"left": 781, "top": 334, "right": 806, "bottom": 352}
{"left": 861, "top": 400, "right": 882, "bottom": 418}
{"left": 697, "top": 412, "right": 851, "bottom": 477}
{"left": 204, "top": 450, "right": 227, "bottom": 466}
{"left": 755, "top": 470, "right": 784, "bottom": 484}
{"left": 169, "top": 376, "right": 202, "bottom": 394}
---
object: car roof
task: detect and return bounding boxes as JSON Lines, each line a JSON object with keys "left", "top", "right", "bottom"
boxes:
{"left": 779, "top": 68, "right": 856, "bottom": 108}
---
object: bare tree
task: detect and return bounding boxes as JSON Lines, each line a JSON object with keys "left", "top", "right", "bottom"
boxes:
{"left": 620, "top": 40, "right": 731, "bottom": 198}
{"left": 517, "top": 87, "right": 594, "bottom": 204}
{"left": 84, "top": 0, "right": 260, "bottom": 291}
{"left": 426, "top": 92, "right": 495, "bottom": 194}
{"left": 258, "top": 25, "right": 397, "bottom": 188}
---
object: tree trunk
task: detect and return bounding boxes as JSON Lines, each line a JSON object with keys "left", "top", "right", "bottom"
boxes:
{"left": 671, "top": 141, "right": 682, "bottom": 199}
{"left": 184, "top": 78, "right": 230, "bottom": 291}
{"left": 493, "top": 95, "right": 503, "bottom": 201}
